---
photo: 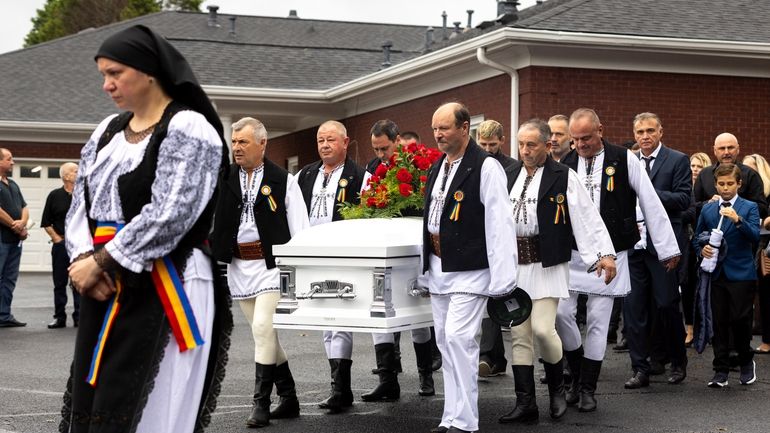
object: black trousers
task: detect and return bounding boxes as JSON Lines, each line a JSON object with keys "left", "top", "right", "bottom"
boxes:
{"left": 625, "top": 249, "right": 687, "bottom": 374}
{"left": 711, "top": 276, "right": 755, "bottom": 372}
{"left": 479, "top": 317, "right": 507, "bottom": 366}
{"left": 759, "top": 275, "right": 770, "bottom": 344}
{"left": 52, "top": 242, "right": 79, "bottom": 321}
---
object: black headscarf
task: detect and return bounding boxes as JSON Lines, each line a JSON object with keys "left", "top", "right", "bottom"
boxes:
{"left": 95, "top": 24, "right": 225, "bottom": 148}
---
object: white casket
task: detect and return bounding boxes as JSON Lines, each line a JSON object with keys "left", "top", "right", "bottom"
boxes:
{"left": 272, "top": 218, "right": 433, "bottom": 333}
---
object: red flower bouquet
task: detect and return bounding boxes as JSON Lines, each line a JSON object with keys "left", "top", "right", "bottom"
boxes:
{"left": 339, "top": 143, "right": 442, "bottom": 219}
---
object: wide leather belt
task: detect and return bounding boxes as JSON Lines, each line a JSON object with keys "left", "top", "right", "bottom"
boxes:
{"left": 517, "top": 235, "right": 541, "bottom": 265}
{"left": 234, "top": 241, "right": 264, "bottom": 260}
{"left": 430, "top": 234, "right": 442, "bottom": 258}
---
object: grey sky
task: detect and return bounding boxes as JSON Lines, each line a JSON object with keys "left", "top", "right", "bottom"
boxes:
{"left": 1, "top": 0, "right": 536, "bottom": 54}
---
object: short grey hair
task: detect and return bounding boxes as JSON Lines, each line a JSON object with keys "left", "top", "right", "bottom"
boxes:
{"left": 232, "top": 117, "right": 268, "bottom": 142}
{"left": 633, "top": 112, "right": 662, "bottom": 128}
{"left": 518, "top": 119, "right": 551, "bottom": 145}
{"left": 59, "top": 162, "right": 78, "bottom": 179}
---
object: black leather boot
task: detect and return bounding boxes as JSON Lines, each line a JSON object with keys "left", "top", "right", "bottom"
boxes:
{"left": 246, "top": 363, "right": 274, "bottom": 428}
{"left": 429, "top": 328, "right": 442, "bottom": 371}
{"left": 579, "top": 358, "right": 602, "bottom": 412}
{"left": 564, "top": 346, "right": 583, "bottom": 405}
{"left": 318, "top": 359, "right": 353, "bottom": 412}
{"left": 543, "top": 360, "right": 567, "bottom": 419}
{"left": 499, "top": 365, "right": 539, "bottom": 424}
{"left": 361, "top": 343, "right": 400, "bottom": 402}
{"left": 413, "top": 341, "right": 435, "bottom": 396}
{"left": 270, "top": 361, "right": 300, "bottom": 419}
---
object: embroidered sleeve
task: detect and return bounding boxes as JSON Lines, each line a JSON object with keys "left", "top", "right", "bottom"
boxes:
{"left": 566, "top": 169, "right": 616, "bottom": 270}
{"left": 627, "top": 150, "right": 681, "bottom": 260}
{"left": 65, "top": 115, "right": 117, "bottom": 261}
{"left": 480, "top": 158, "right": 518, "bottom": 297}
{"left": 106, "top": 111, "right": 223, "bottom": 272}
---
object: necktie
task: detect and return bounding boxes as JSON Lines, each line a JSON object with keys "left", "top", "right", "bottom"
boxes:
{"left": 643, "top": 156, "right": 655, "bottom": 175}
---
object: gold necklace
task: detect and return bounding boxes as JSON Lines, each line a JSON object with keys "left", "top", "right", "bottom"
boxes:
{"left": 124, "top": 122, "right": 158, "bottom": 144}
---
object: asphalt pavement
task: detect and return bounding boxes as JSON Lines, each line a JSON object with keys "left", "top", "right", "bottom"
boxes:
{"left": 1, "top": 273, "right": 768, "bottom": 433}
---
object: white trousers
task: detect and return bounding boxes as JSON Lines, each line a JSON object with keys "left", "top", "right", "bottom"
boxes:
{"left": 432, "top": 293, "right": 486, "bottom": 432}
{"left": 510, "top": 297, "right": 562, "bottom": 365}
{"left": 136, "top": 251, "right": 214, "bottom": 433}
{"left": 371, "top": 327, "right": 431, "bottom": 345}
{"left": 238, "top": 292, "right": 288, "bottom": 365}
{"left": 323, "top": 331, "right": 353, "bottom": 359}
{"left": 556, "top": 293, "right": 614, "bottom": 361}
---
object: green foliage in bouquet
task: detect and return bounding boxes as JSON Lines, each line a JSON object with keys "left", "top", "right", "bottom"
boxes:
{"left": 339, "top": 142, "right": 443, "bottom": 219}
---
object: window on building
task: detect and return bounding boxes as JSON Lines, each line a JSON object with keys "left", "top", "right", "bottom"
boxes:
{"left": 470, "top": 114, "right": 485, "bottom": 141}
{"left": 20, "top": 165, "right": 41, "bottom": 178}
{"left": 48, "top": 166, "right": 60, "bottom": 179}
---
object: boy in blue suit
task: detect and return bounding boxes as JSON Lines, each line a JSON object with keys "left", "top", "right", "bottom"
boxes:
{"left": 694, "top": 163, "right": 760, "bottom": 387}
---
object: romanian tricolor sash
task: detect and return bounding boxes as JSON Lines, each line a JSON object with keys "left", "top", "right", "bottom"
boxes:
{"left": 86, "top": 221, "right": 204, "bottom": 387}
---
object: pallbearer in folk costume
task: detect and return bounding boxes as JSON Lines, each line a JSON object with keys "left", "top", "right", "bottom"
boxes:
{"left": 557, "top": 108, "right": 679, "bottom": 410}
{"left": 210, "top": 117, "right": 310, "bottom": 428}
{"left": 500, "top": 119, "right": 616, "bottom": 425}
{"left": 295, "top": 120, "right": 369, "bottom": 414}
{"left": 421, "top": 102, "right": 517, "bottom": 433}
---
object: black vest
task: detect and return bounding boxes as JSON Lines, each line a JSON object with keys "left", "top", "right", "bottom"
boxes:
{"left": 507, "top": 157, "right": 573, "bottom": 267}
{"left": 297, "top": 157, "right": 366, "bottom": 221}
{"left": 210, "top": 159, "right": 291, "bottom": 268}
{"left": 422, "top": 139, "right": 492, "bottom": 273}
{"left": 561, "top": 141, "right": 639, "bottom": 252}
{"left": 88, "top": 101, "right": 222, "bottom": 273}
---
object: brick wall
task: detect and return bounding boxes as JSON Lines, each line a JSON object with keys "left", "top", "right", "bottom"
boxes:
{"left": 518, "top": 66, "right": 770, "bottom": 158}
{"left": 0, "top": 141, "right": 82, "bottom": 160}
{"left": 268, "top": 66, "right": 770, "bottom": 170}
{"left": 267, "top": 75, "right": 512, "bottom": 169}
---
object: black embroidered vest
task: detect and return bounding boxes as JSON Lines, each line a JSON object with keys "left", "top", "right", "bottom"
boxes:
{"left": 561, "top": 141, "right": 639, "bottom": 252}
{"left": 210, "top": 159, "right": 291, "bottom": 269}
{"left": 87, "top": 101, "right": 222, "bottom": 275}
{"left": 422, "top": 139, "right": 491, "bottom": 273}
{"left": 297, "top": 157, "right": 366, "bottom": 221}
{"left": 508, "top": 157, "right": 573, "bottom": 267}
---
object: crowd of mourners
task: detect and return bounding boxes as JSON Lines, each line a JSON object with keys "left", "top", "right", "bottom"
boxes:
{"left": 1, "top": 24, "right": 768, "bottom": 433}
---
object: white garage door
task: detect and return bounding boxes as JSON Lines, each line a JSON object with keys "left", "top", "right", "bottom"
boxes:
{"left": 13, "top": 159, "right": 72, "bottom": 272}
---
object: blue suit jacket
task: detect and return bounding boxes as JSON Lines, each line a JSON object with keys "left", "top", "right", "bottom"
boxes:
{"left": 642, "top": 144, "right": 692, "bottom": 256}
{"left": 694, "top": 196, "right": 760, "bottom": 281}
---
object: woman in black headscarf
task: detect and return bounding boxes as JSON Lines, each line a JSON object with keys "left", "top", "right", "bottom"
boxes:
{"left": 62, "top": 25, "right": 232, "bottom": 433}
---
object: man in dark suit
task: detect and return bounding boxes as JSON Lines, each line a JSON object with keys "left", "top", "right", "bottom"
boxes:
{"left": 693, "top": 133, "right": 768, "bottom": 219}
{"left": 624, "top": 112, "right": 691, "bottom": 389}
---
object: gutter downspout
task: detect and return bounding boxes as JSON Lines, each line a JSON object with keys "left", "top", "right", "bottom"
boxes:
{"left": 476, "top": 46, "right": 519, "bottom": 158}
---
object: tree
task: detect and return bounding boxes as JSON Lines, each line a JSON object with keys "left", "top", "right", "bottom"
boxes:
{"left": 163, "top": 0, "right": 202, "bottom": 11}
{"left": 24, "top": 0, "right": 201, "bottom": 48}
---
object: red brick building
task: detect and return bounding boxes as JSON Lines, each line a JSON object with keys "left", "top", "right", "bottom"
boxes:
{"left": 2, "top": 0, "right": 770, "bottom": 269}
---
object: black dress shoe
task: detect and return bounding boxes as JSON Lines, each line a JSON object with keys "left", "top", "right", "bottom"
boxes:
{"left": 624, "top": 371, "right": 649, "bottom": 389}
{"left": 668, "top": 365, "right": 686, "bottom": 384}
{"left": 430, "top": 426, "right": 448, "bottom": 433}
{"left": 0, "top": 317, "right": 26, "bottom": 327}
{"left": 48, "top": 319, "right": 66, "bottom": 329}
{"left": 447, "top": 428, "right": 470, "bottom": 433}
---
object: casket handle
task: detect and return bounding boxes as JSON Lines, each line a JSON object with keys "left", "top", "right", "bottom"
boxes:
{"left": 297, "top": 281, "right": 356, "bottom": 299}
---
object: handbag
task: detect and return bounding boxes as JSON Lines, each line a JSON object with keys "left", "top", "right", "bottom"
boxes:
{"left": 761, "top": 244, "right": 770, "bottom": 277}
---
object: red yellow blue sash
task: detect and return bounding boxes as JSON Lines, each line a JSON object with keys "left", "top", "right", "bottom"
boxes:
{"left": 86, "top": 221, "right": 204, "bottom": 387}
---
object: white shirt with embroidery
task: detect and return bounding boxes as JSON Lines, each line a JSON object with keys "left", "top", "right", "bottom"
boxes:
{"left": 424, "top": 156, "right": 517, "bottom": 297}
{"left": 227, "top": 168, "right": 310, "bottom": 300}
